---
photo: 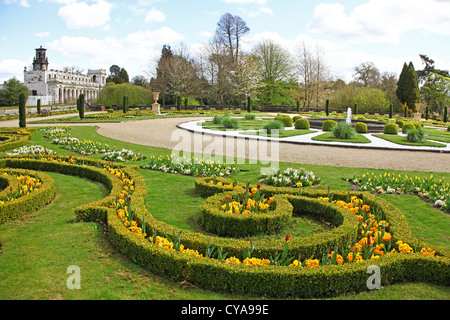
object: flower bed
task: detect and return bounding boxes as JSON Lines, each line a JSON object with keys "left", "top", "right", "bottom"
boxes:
{"left": 353, "top": 172, "right": 450, "bottom": 212}
{"left": 42, "top": 127, "right": 145, "bottom": 162}
{"left": 201, "top": 187, "right": 293, "bottom": 237}
{"left": 141, "top": 154, "right": 239, "bottom": 177}
{"left": 5, "top": 145, "right": 56, "bottom": 157}
{"left": 262, "top": 167, "right": 321, "bottom": 188}
{"left": 0, "top": 128, "right": 32, "bottom": 151}
{"left": 0, "top": 168, "right": 55, "bottom": 224}
{"left": 1, "top": 156, "right": 449, "bottom": 298}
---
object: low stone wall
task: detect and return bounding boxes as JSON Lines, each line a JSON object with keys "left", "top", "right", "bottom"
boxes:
{"left": 0, "top": 105, "right": 78, "bottom": 116}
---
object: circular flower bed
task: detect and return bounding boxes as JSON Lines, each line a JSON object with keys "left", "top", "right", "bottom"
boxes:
{"left": 201, "top": 186, "right": 293, "bottom": 237}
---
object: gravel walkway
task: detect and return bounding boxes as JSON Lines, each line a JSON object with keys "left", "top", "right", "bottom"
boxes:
{"left": 2, "top": 114, "right": 450, "bottom": 173}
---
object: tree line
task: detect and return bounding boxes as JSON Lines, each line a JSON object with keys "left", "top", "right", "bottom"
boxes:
{"left": 140, "top": 13, "right": 449, "bottom": 115}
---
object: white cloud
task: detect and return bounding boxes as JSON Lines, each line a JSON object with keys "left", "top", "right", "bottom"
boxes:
{"left": 221, "top": 0, "right": 267, "bottom": 4}
{"left": 3, "top": 0, "right": 31, "bottom": 7}
{"left": 34, "top": 32, "right": 50, "bottom": 38}
{"left": 144, "top": 7, "right": 166, "bottom": 23}
{"left": 199, "top": 31, "right": 214, "bottom": 38}
{"left": 307, "top": 0, "right": 450, "bottom": 43}
{"left": 0, "top": 59, "right": 29, "bottom": 82}
{"left": 58, "top": 0, "right": 113, "bottom": 30}
{"left": 45, "top": 27, "right": 184, "bottom": 78}
{"left": 248, "top": 6, "right": 273, "bottom": 18}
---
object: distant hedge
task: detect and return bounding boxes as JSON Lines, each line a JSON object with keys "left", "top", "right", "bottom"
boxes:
{"left": 96, "top": 83, "right": 152, "bottom": 107}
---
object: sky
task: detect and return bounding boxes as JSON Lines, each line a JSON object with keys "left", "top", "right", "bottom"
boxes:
{"left": 1, "top": 0, "right": 450, "bottom": 84}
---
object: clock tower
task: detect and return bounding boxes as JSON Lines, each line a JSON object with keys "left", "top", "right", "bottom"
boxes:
{"left": 32, "top": 46, "right": 49, "bottom": 71}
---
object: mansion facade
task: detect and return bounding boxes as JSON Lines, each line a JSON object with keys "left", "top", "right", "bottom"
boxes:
{"left": 24, "top": 46, "right": 107, "bottom": 106}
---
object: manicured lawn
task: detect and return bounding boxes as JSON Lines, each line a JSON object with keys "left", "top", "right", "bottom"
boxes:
{"left": 373, "top": 134, "right": 447, "bottom": 147}
{"left": 422, "top": 128, "right": 450, "bottom": 144}
{"left": 1, "top": 125, "right": 449, "bottom": 300}
{"left": 379, "top": 194, "right": 450, "bottom": 251}
{"left": 242, "top": 129, "right": 316, "bottom": 138}
{"left": 201, "top": 119, "right": 274, "bottom": 131}
{"left": 312, "top": 132, "right": 372, "bottom": 144}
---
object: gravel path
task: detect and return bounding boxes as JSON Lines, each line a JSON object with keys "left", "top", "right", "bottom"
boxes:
{"left": 92, "top": 117, "right": 450, "bottom": 173}
{"left": 3, "top": 115, "right": 450, "bottom": 173}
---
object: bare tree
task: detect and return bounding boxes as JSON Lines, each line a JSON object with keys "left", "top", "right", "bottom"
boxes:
{"left": 215, "top": 13, "right": 250, "bottom": 65}
{"left": 353, "top": 61, "right": 381, "bottom": 88}
{"left": 63, "top": 65, "right": 84, "bottom": 75}
{"left": 295, "top": 41, "right": 332, "bottom": 109}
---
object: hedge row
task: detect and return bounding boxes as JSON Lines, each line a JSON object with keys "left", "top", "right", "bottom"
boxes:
{"left": 0, "top": 168, "right": 55, "bottom": 225}
{"left": 201, "top": 190, "right": 293, "bottom": 237}
{"left": 194, "top": 176, "right": 450, "bottom": 258}
{"left": 1, "top": 156, "right": 449, "bottom": 298}
{"left": 0, "top": 130, "right": 31, "bottom": 151}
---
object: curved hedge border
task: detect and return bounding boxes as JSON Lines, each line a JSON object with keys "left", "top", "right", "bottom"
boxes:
{"left": 1, "top": 156, "right": 449, "bottom": 298}
{"left": 194, "top": 176, "right": 449, "bottom": 258}
{"left": 0, "top": 129, "right": 32, "bottom": 151}
{"left": 0, "top": 168, "right": 55, "bottom": 225}
{"left": 201, "top": 190, "right": 293, "bottom": 237}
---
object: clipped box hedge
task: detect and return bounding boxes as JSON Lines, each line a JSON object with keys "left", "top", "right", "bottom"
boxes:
{"left": 201, "top": 190, "right": 293, "bottom": 237}
{"left": 1, "top": 156, "right": 449, "bottom": 299}
{"left": 0, "top": 168, "right": 55, "bottom": 225}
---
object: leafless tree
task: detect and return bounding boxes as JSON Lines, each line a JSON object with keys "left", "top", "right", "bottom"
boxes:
{"left": 295, "top": 41, "right": 332, "bottom": 109}
{"left": 215, "top": 13, "right": 250, "bottom": 66}
{"left": 353, "top": 61, "right": 381, "bottom": 88}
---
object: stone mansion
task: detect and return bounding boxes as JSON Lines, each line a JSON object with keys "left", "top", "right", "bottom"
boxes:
{"left": 24, "top": 46, "right": 107, "bottom": 106}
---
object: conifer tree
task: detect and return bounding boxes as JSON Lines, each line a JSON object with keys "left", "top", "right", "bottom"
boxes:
{"left": 396, "top": 62, "right": 420, "bottom": 113}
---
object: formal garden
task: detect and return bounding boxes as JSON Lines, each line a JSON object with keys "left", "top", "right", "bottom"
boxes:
{"left": 0, "top": 105, "right": 449, "bottom": 300}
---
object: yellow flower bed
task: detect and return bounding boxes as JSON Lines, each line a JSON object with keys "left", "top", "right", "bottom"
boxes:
{"left": 0, "top": 171, "right": 42, "bottom": 205}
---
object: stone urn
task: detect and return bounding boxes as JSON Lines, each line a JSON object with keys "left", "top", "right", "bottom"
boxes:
{"left": 413, "top": 103, "right": 422, "bottom": 122}
{"left": 152, "top": 92, "right": 161, "bottom": 115}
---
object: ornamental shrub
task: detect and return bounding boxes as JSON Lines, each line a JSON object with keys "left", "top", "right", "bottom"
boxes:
{"left": 322, "top": 120, "right": 337, "bottom": 132}
{"left": 37, "top": 99, "right": 41, "bottom": 115}
{"left": 354, "top": 122, "right": 368, "bottom": 134}
{"left": 244, "top": 113, "right": 256, "bottom": 120}
{"left": 78, "top": 94, "right": 85, "bottom": 120}
{"left": 412, "top": 121, "right": 423, "bottom": 129}
{"left": 402, "top": 122, "right": 416, "bottom": 134}
{"left": 295, "top": 119, "right": 310, "bottom": 130}
{"left": 18, "top": 93, "right": 26, "bottom": 128}
{"left": 384, "top": 123, "right": 399, "bottom": 135}
{"left": 407, "top": 128, "right": 426, "bottom": 143}
{"left": 395, "top": 120, "right": 405, "bottom": 128}
{"left": 332, "top": 122, "right": 357, "bottom": 140}
{"left": 263, "top": 120, "right": 284, "bottom": 134}
{"left": 447, "top": 125, "right": 450, "bottom": 132}
{"left": 275, "top": 115, "right": 293, "bottom": 127}
{"left": 293, "top": 116, "right": 302, "bottom": 123}
{"left": 123, "top": 95, "right": 129, "bottom": 113}
{"left": 221, "top": 117, "right": 240, "bottom": 129}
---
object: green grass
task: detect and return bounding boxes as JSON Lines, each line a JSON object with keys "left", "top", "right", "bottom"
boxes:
{"left": 422, "top": 128, "right": 450, "bottom": 144}
{"left": 1, "top": 124, "right": 449, "bottom": 300}
{"left": 142, "top": 169, "right": 331, "bottom": 239}
{"left": 373, "top": 134, "right": 447, "bottom": 147}
{"left": 202, "top": 119, "right": 275, "bottom": 131}
{"left": 0, "top": 172, "right": 242, "bottom": 300}
{"left": 312, "top": 132, "right": 372, "bottom": 144}
{"left": 242, "top": 129, "right": 316, "bottom": 138}
{"left": 378, "top": 194, "right": 450, "bottom": 251}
